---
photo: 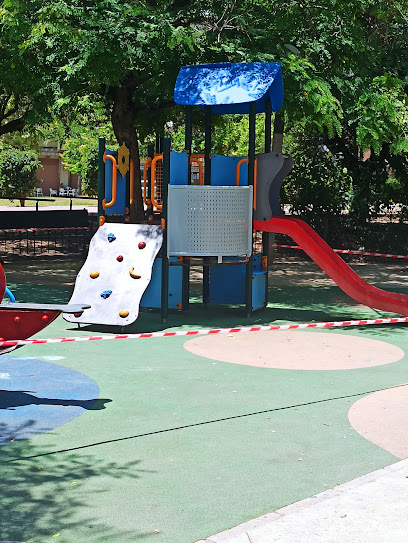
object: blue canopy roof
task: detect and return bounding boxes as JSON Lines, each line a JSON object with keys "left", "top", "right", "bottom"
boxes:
{"left": 174, "top": 62, "right": 283, "bottom": 114}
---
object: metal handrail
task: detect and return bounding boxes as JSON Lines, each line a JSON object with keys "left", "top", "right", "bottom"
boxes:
{"left": 190, "top": 156, "right": 203, "bottom": 185}
{"left": 102, "top": 154, "right": 117, "bottom": 209}
{"left": 236, "top": 158, "right": 257, "bottom": 210}
{"left": 143, "top": 157, "right": 152, "bottom": 205}
{"left": 151, "top": 154, "right": 163, "bottom": 212}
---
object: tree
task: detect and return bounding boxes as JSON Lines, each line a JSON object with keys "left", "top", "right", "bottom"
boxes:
{"left": 0, "top": 1, "right": 57, "bottom": 136}
{"left": 1, "top": 0, "right": 293, "bottom": 219}
{"left": 59, "top": 96, "right": 116, "bottom": 195}
{"left": 260, "top": 0, "right": 408, "bottom": 220}
{"left": 2, "top": 0, "right": 408, "bottom": 222}
{"left": 0, "top": 148, "right": 41, "bottom": 204}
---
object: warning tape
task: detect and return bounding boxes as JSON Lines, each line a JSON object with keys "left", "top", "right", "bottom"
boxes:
{"left": 273, "top": 244, "right": 408, "bottom": 260}
{"left": 1, "top": 316, "right": 407, "bottom": 348}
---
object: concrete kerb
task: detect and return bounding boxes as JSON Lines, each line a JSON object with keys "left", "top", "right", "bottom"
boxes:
{"left": 196, "top": 459, "right": 408, "bottom": 543}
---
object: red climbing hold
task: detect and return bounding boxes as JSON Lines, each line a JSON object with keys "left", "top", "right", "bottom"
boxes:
{"left": 117, "top": 255, "right": 124, "bottom": 262}
{"left": 138, "top": 241, "right": 146, "bottom": 249}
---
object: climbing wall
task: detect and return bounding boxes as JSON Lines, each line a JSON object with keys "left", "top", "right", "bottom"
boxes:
{"left": 64, "top": 223, "right": 163, "bottom": 326}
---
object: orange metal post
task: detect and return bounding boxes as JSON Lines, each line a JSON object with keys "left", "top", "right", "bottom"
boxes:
{"left": 102, "top": 154, "right": 117, "bottom": 209}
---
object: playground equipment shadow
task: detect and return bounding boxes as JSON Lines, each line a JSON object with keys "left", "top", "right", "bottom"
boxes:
{"left": 1, "top": 256, "right": 408, "bottom": 543}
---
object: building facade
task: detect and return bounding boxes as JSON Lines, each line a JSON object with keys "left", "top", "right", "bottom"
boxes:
{"left": 35, "top": 141, "right": 80, "bottom": 196}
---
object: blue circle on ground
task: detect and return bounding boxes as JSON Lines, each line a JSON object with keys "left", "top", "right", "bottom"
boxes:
{"left": 0, "top": 356, "right": 106, "bottom": 446}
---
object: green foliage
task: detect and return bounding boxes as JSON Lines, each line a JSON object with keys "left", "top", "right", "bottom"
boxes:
{"left": 355, "top": 75, "right": 408, "bottom": 155}
{"left": 282, "top": 55, "right": 343, "bottom": 138}
{"left": 282, "top": 136, "right": 352, "bottom": 229}
{"left": 2, "top": 0, "right": 408, "bottom": 222}
{"left": 169, "top": 114, "right": 267, "bottom": 157}
{"left": 57, "top": 95, "right": 115, "bottom": 195}
{"left": 0, "top": 148, "right": 41, "bottom": 196}
{"left": 81, "top": 147, "right": 98, "bottom": 197}
{"left": 61, "top": 120, "right": 115, "bottom": 196}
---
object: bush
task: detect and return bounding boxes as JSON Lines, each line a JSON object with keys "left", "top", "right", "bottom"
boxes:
{"left": 0, "top": 148, "right": 41, "bottom": 196}
{"left": 281, "top": 139, "right": 352, "bottom": 232}
{"left": 80, "top": 147, "right": 98, "bottom": 196}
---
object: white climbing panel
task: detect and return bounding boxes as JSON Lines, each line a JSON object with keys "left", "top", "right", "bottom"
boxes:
{"left": 63, "top": 223, "right": 163, "bottom": 326}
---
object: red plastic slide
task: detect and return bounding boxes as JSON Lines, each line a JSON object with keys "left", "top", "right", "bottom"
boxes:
{"left": 254, "top": 216, "right": 408, "bottom": 316}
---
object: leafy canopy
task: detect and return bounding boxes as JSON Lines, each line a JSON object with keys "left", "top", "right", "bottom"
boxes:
{"left": 0, "top": 148, "right": 41, "bottom": 196}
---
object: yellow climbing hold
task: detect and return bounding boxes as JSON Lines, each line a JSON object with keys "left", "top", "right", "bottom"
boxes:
{"left": 119, "top": 310, "right": 129, "bottom": 318}
{"left": 90, "top": 271, "right": 100, "bottom": 279}
{"left": 129, "top": 268, "right": 141, "bottom": 279}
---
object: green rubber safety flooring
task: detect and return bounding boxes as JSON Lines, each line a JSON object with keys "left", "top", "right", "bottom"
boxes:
{"left": 1, "top": 256, "right": 408, "bottom": 543}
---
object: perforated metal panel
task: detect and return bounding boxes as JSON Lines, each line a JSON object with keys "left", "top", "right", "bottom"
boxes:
{"left": 167, "top": 186, "right": 253, "bottom": 257}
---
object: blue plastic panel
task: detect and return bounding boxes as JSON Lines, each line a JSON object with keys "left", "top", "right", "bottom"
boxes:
{"left": 174, "top": 62, "right": 283, "bottom": 114}
{"left": 170, "top": 151, "right": 189, "bottom": 185}
{"left": 141, "top": 257, "right": 183, "bottom": 309}
{"left": 210, "top": 155, "right": 248, "bottom": 186}
{"left": 209, "top": 255, "right": 266, "bottom": 310}
{"left": 105, "top": 149, "right": 127, "bottom": 215}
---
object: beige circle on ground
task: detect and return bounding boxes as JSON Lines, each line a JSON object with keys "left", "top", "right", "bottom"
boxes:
{"left": 349, "top": 387, "right": 408, "bottom": 459}
{"left": 184, "top": 331, "right": 404, "bottom": 370}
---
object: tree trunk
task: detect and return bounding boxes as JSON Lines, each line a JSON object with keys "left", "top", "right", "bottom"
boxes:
{"left": 110, "top": 85, "right": 144, "bottom": 223}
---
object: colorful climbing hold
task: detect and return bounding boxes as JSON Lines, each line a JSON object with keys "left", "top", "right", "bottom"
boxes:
{"left": 42, "top": 315, "right": 49, "bottom": 322}
{"left": 107, "top": 233, "right": 116, "bottom": 242}
{"left": 117, "top": 255, "right": 123, "bottom": 262}
{"left": 129, "top": 268, "right": 141, "bottom": 279}
{"left": 138, "top": 241, "right": 146, "bottom": 249}
{"left": 90, "top": 271, "right": 100, "bottom": 279}
{"left": 119, "top": 310, "right": 129, "bottom": 318}
{"left": 14, "top": 316, "right": 21, "bottom": 323}
{"left": 100, "top": 290, "right": 112, "bottom": 299}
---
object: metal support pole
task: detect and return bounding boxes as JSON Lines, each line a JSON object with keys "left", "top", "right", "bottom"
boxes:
{"left": 272, "top": 113, "right": 284, "bottom": 153}
{"left": 203, "top": 106, "right": 212, "bottom": 304}
{"left": 263, "top": 96, "right": 273, "bottom": 287}
{"left": 98, "top": 137, "right": 106, "bottom": 220}
{"left": 246, "top": 102, "right": 256, "bottom": 317}
{"left": 125, "top": 141, "right": 130, "bottom": 222}
{"left": 265, "top": 96, "right": 272, "bottom": 153}
{"left": 183, "top": 106, "right": 193, "bottom": 310}
{"left": 185, "top": 106, "right": 192, "bottom": 185}
{"left": 204, "top": 106, "right": 212, "bottom": 186}
{"left": 161, "top": 137, "right": 171, "bottom": 322}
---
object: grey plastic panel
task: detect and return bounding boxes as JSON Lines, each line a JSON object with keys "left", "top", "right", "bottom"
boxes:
{"left": 0, "top": 303, "right": 90, "bottom": 313}
{"left": 254, "top": 152, "right": 285, "bottom": 221}
{"left": 269, "top": 155, "right": 294, "bottom": 216}
{"left": 167, "top": 185, "right": 253, "bottom": 257}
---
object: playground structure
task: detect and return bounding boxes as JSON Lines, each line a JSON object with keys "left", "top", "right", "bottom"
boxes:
{"left": 65, "top": 61, "right": 408, "bottom": 327}
{"left": 0, "top": 261, "right": 89, "bottom": 354}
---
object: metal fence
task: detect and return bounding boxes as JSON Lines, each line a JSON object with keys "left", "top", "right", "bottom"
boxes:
{"left": 0, "top": 227, "right": 93, "bottom": 257}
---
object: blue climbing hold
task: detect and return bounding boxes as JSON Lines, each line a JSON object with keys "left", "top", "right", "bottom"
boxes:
{"left": 107, "top": 233, "right": 116, "bottom": 242}
{"left": 100, "top": 290, "right": 112, "bottom": 299}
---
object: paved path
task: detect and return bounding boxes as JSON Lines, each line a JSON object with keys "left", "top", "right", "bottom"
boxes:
{"left": 197, "top": 459, "right": 408, "bottom": 542}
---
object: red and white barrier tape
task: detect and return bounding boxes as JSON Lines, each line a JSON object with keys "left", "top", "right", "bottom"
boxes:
{"left": 1, "top": 316, "right": 407, "bottom": 348}
{"left": 273, "top": 244, "right": 408, "bottom": 260}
